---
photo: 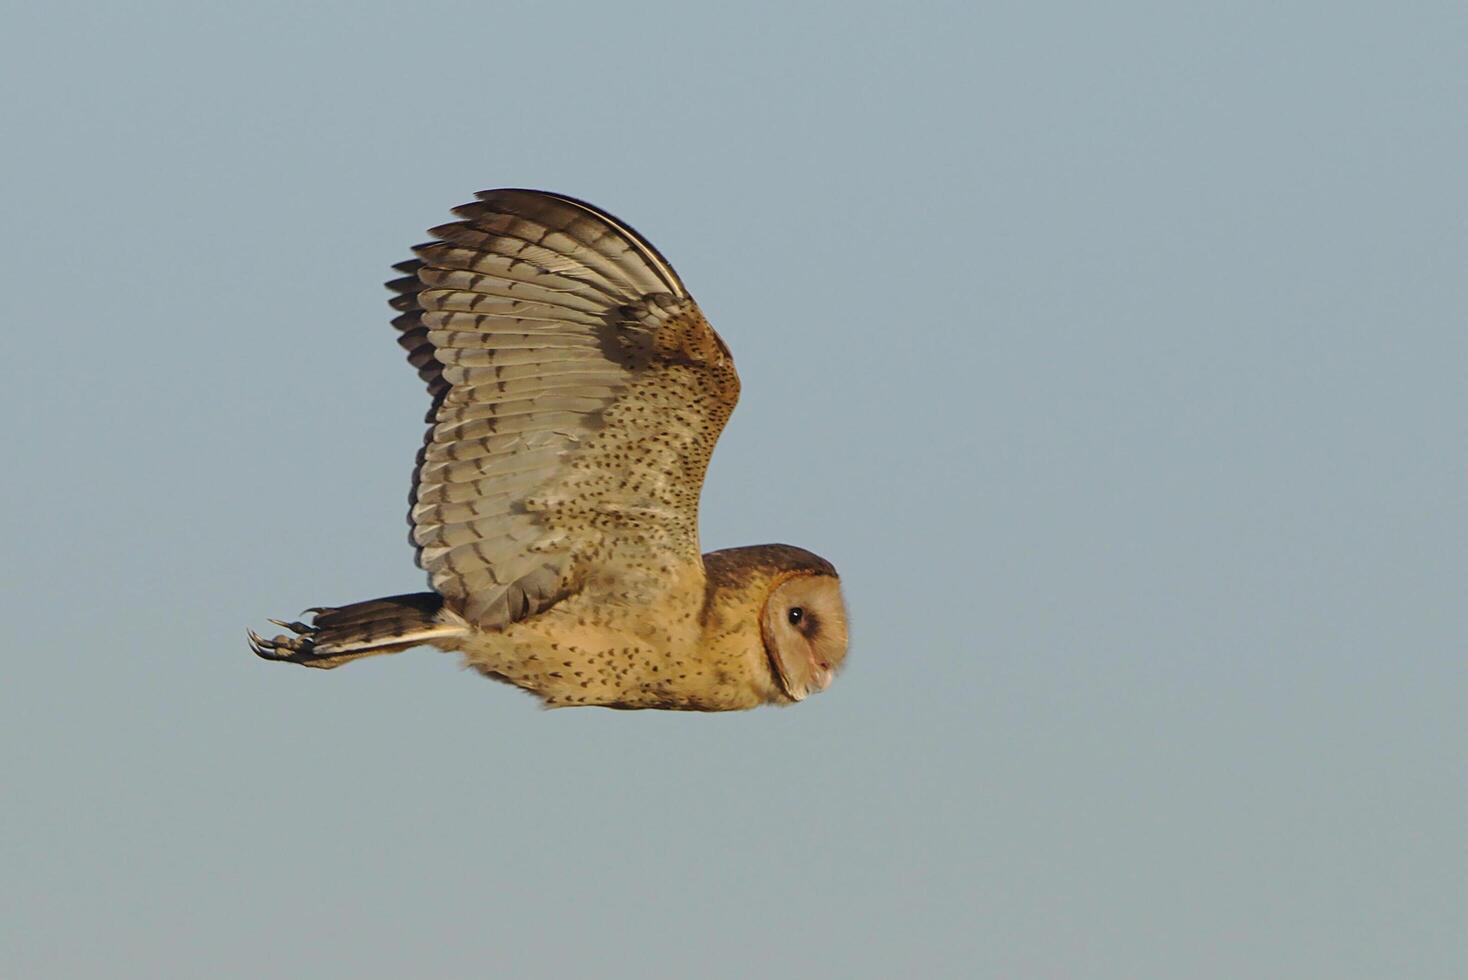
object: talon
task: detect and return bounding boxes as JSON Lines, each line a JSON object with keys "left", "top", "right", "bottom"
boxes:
{"left": 249, "top": 625, "right": 314, "bottom": 660}
{"left": 248, "top": 629, "right": 277, "bottom": 658}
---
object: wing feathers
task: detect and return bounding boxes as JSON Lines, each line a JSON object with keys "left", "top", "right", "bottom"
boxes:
{"left": 392, "top": 189, "right": 731, "bottom": 630}
{"left": 416, "top": 449, "right": 565, "bottom": 489}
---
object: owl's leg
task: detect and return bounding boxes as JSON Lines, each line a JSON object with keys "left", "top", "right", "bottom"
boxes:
{"left": 248, "top": 619, "right": 360, "bottom": 669}
{"left": 249, "top": 593, "right": 465, "bottom": 670}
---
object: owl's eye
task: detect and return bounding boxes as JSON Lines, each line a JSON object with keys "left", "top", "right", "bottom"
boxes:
{"left": 787, "top": 607, "right": 804, "bottom": 625}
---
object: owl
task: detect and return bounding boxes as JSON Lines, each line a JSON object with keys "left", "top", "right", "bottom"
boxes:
{"left": 249, "top": 189, "right": 848, "bottom": 710}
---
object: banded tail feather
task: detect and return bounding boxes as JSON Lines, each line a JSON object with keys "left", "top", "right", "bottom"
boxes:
{"left": 249, "top": 593, "right": 465, "bottom": 669}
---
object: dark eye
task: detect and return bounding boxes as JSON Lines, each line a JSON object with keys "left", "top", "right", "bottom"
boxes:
{"left": 787, "top": 607, "right": 804, "bottom": 626}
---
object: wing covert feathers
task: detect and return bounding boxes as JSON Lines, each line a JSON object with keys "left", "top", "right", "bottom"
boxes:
{"left": 391, "top": 190, "right": 740, "bottom": 630}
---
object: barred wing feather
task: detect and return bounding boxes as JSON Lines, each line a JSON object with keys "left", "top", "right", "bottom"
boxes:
{"left": 387, "top": 190, "right": 740, "bottom": 629}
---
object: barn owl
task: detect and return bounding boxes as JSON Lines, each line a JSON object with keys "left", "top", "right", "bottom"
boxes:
{"left": 249, "top": 189, "right": 847, "bottom": 710}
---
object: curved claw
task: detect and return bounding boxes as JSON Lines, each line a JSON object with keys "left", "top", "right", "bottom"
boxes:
{"left": 249, "top": 625, "right": 314, "bottom": 661}
{"left": 247, "top": 628, "right": 275, "bottom": 658}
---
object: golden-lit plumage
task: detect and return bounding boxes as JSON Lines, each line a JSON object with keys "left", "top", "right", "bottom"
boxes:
{"left": 249, "top": 189, "right": 848, "bottom": 710}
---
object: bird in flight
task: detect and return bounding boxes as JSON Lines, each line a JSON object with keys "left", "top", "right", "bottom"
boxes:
{"left": 250, "top": 189, "right": 848, "bottom": 710}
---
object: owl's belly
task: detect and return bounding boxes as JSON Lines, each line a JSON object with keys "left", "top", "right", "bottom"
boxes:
{"left": 455, "top": 585, "right": 762, "bottom": 711}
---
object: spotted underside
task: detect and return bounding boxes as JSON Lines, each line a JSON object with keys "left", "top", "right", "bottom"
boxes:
{"left": 389, "top": 190, "right": 741, "bottom": 630}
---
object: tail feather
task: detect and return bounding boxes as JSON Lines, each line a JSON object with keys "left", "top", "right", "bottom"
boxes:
{"left": 250, "top": 592, "right": 464, "bottom": 669}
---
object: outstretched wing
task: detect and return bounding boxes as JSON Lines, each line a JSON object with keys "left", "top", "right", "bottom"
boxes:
{"left": 387, "top": 189, "right": 740, "bottom": 629}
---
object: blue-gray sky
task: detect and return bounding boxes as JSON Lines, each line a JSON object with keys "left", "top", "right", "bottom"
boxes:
{"left": 2, "top": 2, "right": 1464, "bottom": 977}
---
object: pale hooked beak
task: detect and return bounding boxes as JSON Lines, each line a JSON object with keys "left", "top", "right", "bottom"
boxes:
{"left": 769, "top": 656, "right": 834, "bottom": 703}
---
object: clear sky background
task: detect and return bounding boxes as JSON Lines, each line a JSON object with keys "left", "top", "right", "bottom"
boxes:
{"left": 2, "top": 2, "right": 1464, "bottom": 977}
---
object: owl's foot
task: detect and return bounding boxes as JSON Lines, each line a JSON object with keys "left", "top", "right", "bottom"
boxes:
{"left": 248, "top": 618, "right": 328, "bottom": 666}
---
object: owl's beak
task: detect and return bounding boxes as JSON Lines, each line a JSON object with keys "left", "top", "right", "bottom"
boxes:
{"left": 768, "top": 654, "right": 833, "bottom": 703}
{"left": 793, "top": 659, "right": 834, "bottom": 700}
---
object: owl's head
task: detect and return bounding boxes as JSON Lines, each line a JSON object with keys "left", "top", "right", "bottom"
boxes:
{"left": 759, "top": 570, "right": 849, "bottom": 701}
{"left": 704, "top": 544, "right": 849, "bottom": 703}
